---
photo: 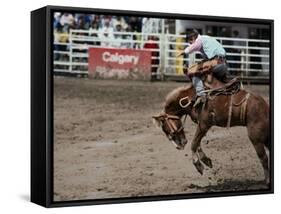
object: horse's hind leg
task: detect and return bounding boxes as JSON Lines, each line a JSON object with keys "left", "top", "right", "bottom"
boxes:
{"left": 247, "top": 123, "right": 269, "bottom": 185}
{"left": 252, "top": 141, "right": 269, "bottom": 185}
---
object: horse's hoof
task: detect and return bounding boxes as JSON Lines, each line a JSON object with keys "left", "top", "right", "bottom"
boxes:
{"left": 201, "top": 156, "right": 213, "bottom": 168}
{"left": 175, "top": 144, "right": 185, "bottom": 150}
{"left": 193, "top": 160, "right": 204, "bottom": 175}
{"left": 176, "top": 146, "right": 184, "bottom": 150}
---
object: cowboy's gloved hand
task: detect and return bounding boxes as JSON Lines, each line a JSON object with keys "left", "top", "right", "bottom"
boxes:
{"left": 177, "top": 52, "right": 184, "bottom": 58}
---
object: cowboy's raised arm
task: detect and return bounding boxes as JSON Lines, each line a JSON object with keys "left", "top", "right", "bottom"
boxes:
{"left": 184, "top": 35, "right": 203, "bottom": 54}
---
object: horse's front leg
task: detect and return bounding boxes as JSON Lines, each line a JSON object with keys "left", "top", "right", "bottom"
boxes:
{"left": 198, "top": 147, "right": 213, "bottom": 168}
{"left": 191, "top": 125, "right": 210, "bottom": 175}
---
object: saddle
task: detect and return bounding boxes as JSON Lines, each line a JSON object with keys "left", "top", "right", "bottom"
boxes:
{"left": 186, "top": 58, "right": 223, "bottom": 78}
{"left": 186, "top": 59, "right": 241, "bottom": 96}
{"left": 203, "top": 77, "right": 241, "bottom": 97}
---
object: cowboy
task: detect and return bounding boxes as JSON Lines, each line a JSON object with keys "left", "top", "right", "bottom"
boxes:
{"left": 178, "top": 29, "right": 228, "bottom": 106}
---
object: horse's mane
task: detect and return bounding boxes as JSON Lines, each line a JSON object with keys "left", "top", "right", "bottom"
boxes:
{"left": 165, "top": 84, "right": 193, "bottom": 108}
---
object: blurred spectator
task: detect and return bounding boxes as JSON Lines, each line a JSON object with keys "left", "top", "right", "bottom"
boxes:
{"left": 90, "top": 15, "right": 101, "bottom": 29}
{"left": 60, "top": 13, "right": 75, "bottom": 32}
{"left": 101, "top": 15, "right": 113, "bottom": 28}
{"left": 54, "top": 25, "right": 62, "bottom": 61}
{"left": 54, "top": 26, "right": 69, "bottom": 50}
{"left": 122, "top": 26, "right": 133, "bottom": 48}
{"left": 113, "top": 16, "right": 128, "bottom": 30}
{"left": 76, "top": 16, "right": 86, "bottom": 30}
{"left": 89, "top": 20, "right": 99, "bottom": 32}
{"left": 113, "top": 24, "right": 123, "bottom": 48}
{"left": 98, "top": 21, "right": 114, "bottom": 47}
{"left": 83, "top": 14, "right": 92, "bottom": 29}
{"left": 74, "top": 14, "right": 92, "bottom": 29}
{"left": 144, "top": 36, "right": 159, "bottom": 81}
{"left": 89, "top": 21, "right": 100, "bottom": 46}
{"left": 53, "top": 24, "right": 69, "bottom": 68}
{"left": 53, "top": 12, "right": 62, "bottom": 29}
{"left": 128, "top": 17, "right": 142, "bottom": 32}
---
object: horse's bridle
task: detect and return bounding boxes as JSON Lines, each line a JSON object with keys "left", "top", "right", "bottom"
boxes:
{"left": 160, "top": 113, "right": 186, "bottom": 140}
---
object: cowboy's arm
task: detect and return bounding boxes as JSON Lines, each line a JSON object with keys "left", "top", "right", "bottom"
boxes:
{"left": 180, "top": 38, "right": 203, "bottom": 75}
{"left": 184, "top": 37, "right": 203, "bottom": 54}
{"left": 177, "top": 37, "right": 203, "bottom": 57}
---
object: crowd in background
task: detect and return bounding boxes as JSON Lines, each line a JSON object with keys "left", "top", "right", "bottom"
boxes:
{"left": 54, "top": 12, "right": 143, "bottom": 48}
{"left": 54, "top": 12, "right": 143, "bottom": 32}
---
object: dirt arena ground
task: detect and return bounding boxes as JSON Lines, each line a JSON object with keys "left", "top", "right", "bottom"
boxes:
{"left": 53, "top": 76, "right": 270, "bottom": 201}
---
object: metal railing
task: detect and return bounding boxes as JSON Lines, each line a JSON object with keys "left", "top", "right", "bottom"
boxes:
{"left": 53, "top": 29, "right": 270, "bottom": 80}
{"left": 54, "top": 29, "right": 162, "bottom": 75}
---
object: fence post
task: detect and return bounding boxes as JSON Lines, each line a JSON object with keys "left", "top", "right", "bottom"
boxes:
{"left": 69, "top": 29, "right": 73, "bottom": 74}
{"left": 246, "top": 40, "right": 249, "bottom": 83}
{"left": 159, "top": 19, "right": 166, "bottom": 80}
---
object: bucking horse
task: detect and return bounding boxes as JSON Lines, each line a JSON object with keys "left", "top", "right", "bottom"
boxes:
{"left": 152, "top": 60, "right": 270, "bottom": 185}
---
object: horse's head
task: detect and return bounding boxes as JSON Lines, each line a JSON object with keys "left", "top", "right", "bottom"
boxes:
{"left": 152, "top": 112, "right": 187, "bottom": 150}
{"left": 152, "top": 85, "right": 195, "bottom": 150}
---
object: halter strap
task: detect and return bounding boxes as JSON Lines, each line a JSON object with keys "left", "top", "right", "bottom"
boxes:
{"left": 160, "top": 112, "right": 186, "bottom": 136}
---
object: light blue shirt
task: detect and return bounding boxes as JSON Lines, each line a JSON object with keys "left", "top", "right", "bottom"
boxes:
{"left": 201, "top": 35, "right": 226, "bottom": 59}
{"left": 184, "top": 34, "right": 226, "bottom": 59}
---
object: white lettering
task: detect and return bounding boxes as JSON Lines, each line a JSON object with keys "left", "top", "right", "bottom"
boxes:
{"left": 102, "top": 51, "right": 139, "bottom": 65}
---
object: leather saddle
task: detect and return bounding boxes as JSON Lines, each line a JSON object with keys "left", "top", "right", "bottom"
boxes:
{"left": 185, "top": 59, "right": 241, "bottom": 96}
{"left": 186, "top": 58, "right": 222, "bottom": 78}
{"left": 203, "top": 77, "right": 241, "bottom": 96}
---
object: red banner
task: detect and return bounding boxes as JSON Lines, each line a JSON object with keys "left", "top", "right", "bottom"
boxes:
{"left": 88, "top": 48, "right": 151, "bottom": 79}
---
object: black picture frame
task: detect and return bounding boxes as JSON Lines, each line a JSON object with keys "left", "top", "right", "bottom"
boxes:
{"left": 31, "top": 5, "right": 274, "bottom": 208}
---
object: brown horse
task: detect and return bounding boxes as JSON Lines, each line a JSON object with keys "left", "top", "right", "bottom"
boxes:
{"left": 153, "top": 77, "right": 270, "bottom": 184}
